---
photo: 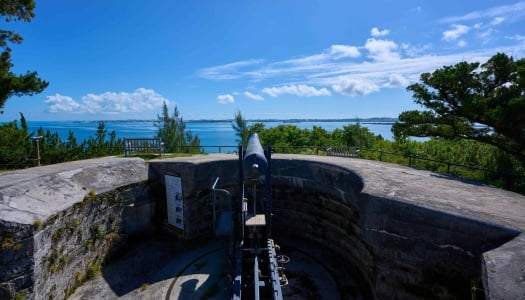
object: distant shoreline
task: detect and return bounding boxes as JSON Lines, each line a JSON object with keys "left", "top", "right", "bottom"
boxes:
{"left": 20, "top": 118, "right": 397, "bottom": 143}
{"left": 63, "top": 117, "right": 398, "bottom": 124}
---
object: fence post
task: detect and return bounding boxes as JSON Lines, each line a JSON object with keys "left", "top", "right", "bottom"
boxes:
{"left": 447, "top": 162, "right": 450, "bottom": 174}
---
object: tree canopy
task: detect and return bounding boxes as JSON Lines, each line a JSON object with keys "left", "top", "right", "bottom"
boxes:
{"left": 232, "top": 110, "right": 249, "bottom": 147}
{"left": 155, "top": 102, "right": 200, "bottom": 153}
{"left": 1, "top": 0, "right": 48, "bottom": 113}
{"left": 393, "top": 53, "right": 525, "bottom": 163}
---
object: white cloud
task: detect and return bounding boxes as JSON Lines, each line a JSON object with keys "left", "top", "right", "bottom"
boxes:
{"left": 371, "top": 27, "right": 390, "bottom": 37}
{"left": 385, "top": 73, "right": 410, "bottom": 88}
{"left": 491, "top": 17, "right": 505, "bottom": 25}
{"left": 244, "top": 91, "right": 264, "bottom": 101}
{"left": 82, "top": 88, "right": 167, "bottom": 113}
{"left": 217, "top": 94, "right": 235, "bottom": 104}
{"left": 401, "top": 43, "right": 430, "bottom": 57}
{"left": 442, "top": 24, "right": 470, "bottom": 41}
{"left": 457, "top": 40, "right": 467, "bottom": 47}
{"left": 328, "top": 45, "right": 361, "bottom": 59}
{"left": 198, "top": 59, "right": 264, "bottom": 80}
{"left": 44, "top": 94, "right": 81, "bottom": 113}
{"left": 332, "top": 78, "right": 380, "bottom": 96}
{"left": 262, "top": 84, "right": 331, "bottom": 98}
{"left": 508, "top": 34, "right": 525, "bottom": 42}
{"left": 44, "top": 88, "right": 168, "bottom": 114}
{"left": 364, "top": 38, "right": 400, "bottom": 61}
{"left": 274, "top": 44, "right": 360, "bottom": 67}
{"left": 440, "top": 2, "right": 525, "bottom": 24}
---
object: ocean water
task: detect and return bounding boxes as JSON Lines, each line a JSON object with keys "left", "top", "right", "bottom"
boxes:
{"left": 22, "top": 120, "right": 395, "bottom": 152}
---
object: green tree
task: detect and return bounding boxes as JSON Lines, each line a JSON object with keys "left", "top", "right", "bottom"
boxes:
{"left": 247, "top": 122, "right": 266, "bottom": 139}
{"left": 393, "top": 53, "right": 525, "bottom": 163}
{"left": 156, "top": 102, "right": 200, "bottom": 153}
{"left": 81, "top": 122, "right": 122, "bottom": 158}
{"left": 340, "top": 123, "right": 377, "bottom": 148}
{"left": 258, "top": 125, "right": 310, "bottom": 153}
{"left": 231, "top": 110, "right": 249, "bottom": 147}
{"left": 0, "top": 113, "right": 32, "bottom": 167}
{"left": 1, "top": 0, "right": 48, "bottom": 113}
{"left": 64, "top": 130, "right": 83, "bottom": 161}
{"left": 310, "top": 125, "right": 331, "bottom": 147}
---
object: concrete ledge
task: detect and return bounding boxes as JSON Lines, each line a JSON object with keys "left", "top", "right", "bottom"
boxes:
{"left": 273, "top": 154, "right": 525, "bottom": 232}
{"left": 0, "top": 157, "right": 148, "bottom": 224}
{"left": 482, "top": 233, "right": 525, "bottom": 299}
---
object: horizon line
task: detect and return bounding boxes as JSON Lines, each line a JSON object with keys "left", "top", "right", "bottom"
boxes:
{"left": 20, "top": 117, "right": 399, "bottom": 123}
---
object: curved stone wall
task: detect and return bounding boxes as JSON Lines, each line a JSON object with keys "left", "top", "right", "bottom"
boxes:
{"left": 149, "top": 155, "right": 377, "bottom": 298}
{"left": 149, "top": 154, "right": 525, "bottom": 299}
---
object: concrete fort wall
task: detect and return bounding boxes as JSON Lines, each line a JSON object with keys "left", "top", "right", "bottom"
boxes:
{"left": 149, "top": 154, "right": 525, "bottom": 300}
{"left": 1, "top": 154, "right": 524, "bottom": 299}
{"left": 0, "top": 158, "right": 152, "bottom": 299}
{"left": 267, "top": 156, "right": 522, "bottom": 299}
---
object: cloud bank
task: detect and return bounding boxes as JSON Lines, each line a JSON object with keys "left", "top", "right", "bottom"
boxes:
{"left": 44, "top": 88, "right": 168, "bottom": 114}
{"left": 244, "top": 91, "right": 264, "bottom": 100}
{"left": 198, "top": 3, "right": 525, "bottom": 102}
{"left": 262, "top": 84, "right": 331, "bottom": 97}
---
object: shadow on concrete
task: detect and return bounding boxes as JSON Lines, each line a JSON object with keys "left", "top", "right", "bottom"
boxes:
{"left": 430, "top": 172, "right": 487, "bottom": 187}
{"left": 101, "top": 235, "right": 184, "bottom": 296}
{"left": 177, "top": 278, "right": 199, "bottom": 300}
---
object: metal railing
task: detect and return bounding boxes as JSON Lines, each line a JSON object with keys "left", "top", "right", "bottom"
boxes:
{"left": 204, "top": 145, "right": 524, "bottom": 193}
{"left": 329, "top": 147, "right": 524, "bottom": 193}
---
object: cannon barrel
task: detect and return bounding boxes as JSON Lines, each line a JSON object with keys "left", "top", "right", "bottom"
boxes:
{"left": 243, "top": 133, "right": 268, "bottom": 179}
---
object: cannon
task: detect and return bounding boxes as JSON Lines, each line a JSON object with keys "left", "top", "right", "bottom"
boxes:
{"left": 232, "top": 133, "right": 283, "bottom": 300}
{"left": 243, "top": 133, "right": 268, "bottom": 179}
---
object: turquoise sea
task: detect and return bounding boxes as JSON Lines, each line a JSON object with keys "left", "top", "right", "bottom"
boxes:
{"left": 23, "top": 120, "right": 395, "bottom": 152}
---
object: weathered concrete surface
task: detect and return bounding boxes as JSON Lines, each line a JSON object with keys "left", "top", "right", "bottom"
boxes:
{"left": 272, "top": 155, "right": 525, "bottom": 299}
{"left": 482, "top": 233, "right": 525, "bottom": 300}
{"left": 271, "top": 154, "right": 525, "bottom": 232}
{"left": 0, "top": 157, "right": 149, "bottom": 299}
{"left": 0, "top": 157, "right": 148, "bottom": 225}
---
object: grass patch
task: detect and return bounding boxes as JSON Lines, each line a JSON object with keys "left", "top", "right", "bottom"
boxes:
{"left": 12, "top": 290, "right": 29, "bottom": 300}
{"left": 86, "top": 261, "right": 102, "bottom": 279}
{"left": 51, "top": 228, "right": 65, "bottom": 242}
{"left": 85, "top": 190, "right": 97, "bottom": 203}
{"left": 1, "top": 231, "right": 22, "bottom": 251}
{"left": 47, "top": 249, "right": 68, "bottom": 274}
{"left": 90, "top": 224, "right": 106, "bottom": 240}
{"left": 32, "top": 219, "right": 43, "bottom": 231}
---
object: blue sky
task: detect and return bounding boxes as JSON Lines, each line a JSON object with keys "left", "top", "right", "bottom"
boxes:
{"left": 2, "top": 0, "right": 525, "bottom": 121}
